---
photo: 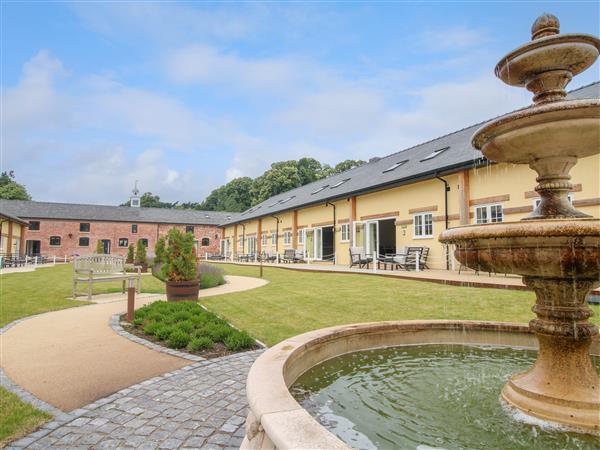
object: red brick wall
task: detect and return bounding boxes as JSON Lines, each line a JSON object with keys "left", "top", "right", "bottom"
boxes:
{"left": 20, "top": 218, "right": 223, "bottom": 258}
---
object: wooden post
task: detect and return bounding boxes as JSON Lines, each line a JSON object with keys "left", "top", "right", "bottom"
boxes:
{"left": 6, "top": 221, "right": 13, "bottom": 256}
{"left": 127, "top": 278, "right": 136, "bottom": 321}
{"left": 350, "top": 196, "right": 357, "bottom": 246}
{"left": 458, "top": 170, "right": 470, "bottom": 225}
{"left": 257, "top": 219, "right": 263, "bottom": 255}
{"left": 292, "top": 210, "right": 298, "bottom": 249}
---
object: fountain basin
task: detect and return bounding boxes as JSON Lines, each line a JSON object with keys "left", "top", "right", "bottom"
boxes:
{"left": 438, "top": 218, "right": 600, "bottom": 278}
{"left": 472, "top": 99, "right": 600, "bottom": 163}
{"left": 241, "top": 321, "right": 600, "bottom": 449}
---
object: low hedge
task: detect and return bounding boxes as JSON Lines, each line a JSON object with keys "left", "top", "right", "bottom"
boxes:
{"left": 130, "top": 301, "right": 256, "bottom": 354}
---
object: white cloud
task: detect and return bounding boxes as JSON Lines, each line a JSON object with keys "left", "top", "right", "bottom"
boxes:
{"left": 418, "top": 26, "right": 490, "bottom": 52}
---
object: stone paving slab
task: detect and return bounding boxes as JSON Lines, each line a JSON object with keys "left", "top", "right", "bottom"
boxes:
{"left": 8, "top": 350, "right": 262, "bottom": 450}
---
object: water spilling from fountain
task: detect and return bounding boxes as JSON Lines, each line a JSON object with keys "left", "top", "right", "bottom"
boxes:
{"left": 241, "top": 14, "right": 600, "bottom": 449}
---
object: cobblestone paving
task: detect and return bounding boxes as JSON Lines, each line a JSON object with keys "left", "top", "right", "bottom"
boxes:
{"left": 9, "top": 351, "right": 262, "bottom": 450}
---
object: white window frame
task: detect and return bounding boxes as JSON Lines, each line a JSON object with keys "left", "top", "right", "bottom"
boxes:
{"left": 283, "top": 231, "right": 291, "bottom": 246}
{"left": 413, "top": 213, "right": 433, "bottom": 239}
{"left": 271, "top": 232, "right": 277, "bottom": 245}
{"left": 474, "top": 203, "right": 504, "bottom": 224}
{"left": 298, "top": 229, "right": 305, "bottom": 244}
{"left": 340, "top": 223, "right": 350, "bottom": 242}
{"left": 261, "top": 233, "right": 268, "bottom": 246}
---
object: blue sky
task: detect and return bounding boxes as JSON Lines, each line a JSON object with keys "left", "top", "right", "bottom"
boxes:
{"left": 2, "top": 1, "right": 598, "bottom": 205}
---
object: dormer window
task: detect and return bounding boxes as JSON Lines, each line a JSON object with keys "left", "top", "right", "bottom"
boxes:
{"left": 420, "top": 147, "right": 449, "bottom": 162}
{"left": 382, "top": 160, "right": 408, "bottom": 173}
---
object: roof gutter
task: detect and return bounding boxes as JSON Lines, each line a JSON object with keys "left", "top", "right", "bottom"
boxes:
{"left": 222, "top": 158, "right": 488, "bottom": 226}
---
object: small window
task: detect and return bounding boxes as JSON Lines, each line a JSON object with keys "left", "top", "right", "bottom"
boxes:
{"left": 239, "top": 237, "right": 244, "bottom": 250}
{"left": 131, "top": 224, "right": 138, "bottom": 233}
{"left": 201, "top": 237, "right": 210, "bottom": 246}
{"left": 330, "top": 178, "right": 350, "bottom": 189}
{"left": 118, "top": 238, "right": 129, "bottom": 247}
{"left": 382, "top": 160, "right": 408, "bottom": 173}
{"left": 186, "top": 225, "right": 194, "bottom": 234}
{"left": 420, "top": 146, "right": 449, "bottom": 162}
{"left": 139, "top": 238, "right": 148, "bottom": 247}
{"left": 79, "top": 237, "right": 89, "bottom": 247}
{"left": 311, "top": 185, "right": 328, "bottom": 194}
{"left": 131, "top": 198, "right": 140, "bottom": 207}
{"left": 271, "top": 232, "right": 277, "bottom": 245}
{"left": 261, "top": 233, "right": 268, "bottom": 246}
{"left": 475, "top": 204, "right": 503, "bottom": 224}
{"left": 298, "top": 229, "right": 305, "bottom": 244}
{"left": 49, "top": 236, "right": 61, "bottom": 246}
{"left": 340, "top": 223, "right": 350, "bottom": 242}
{"left": 284, "top": 231, "right": 292, "bottom": 245}
{"left": 28, "top": 221, "right": 40, "bottom": 231}
{"left": 413, "top": 213, "right": 433, "bottom": 238}
{"left": 79, "top": 223, "right": 90, "bottom": 232}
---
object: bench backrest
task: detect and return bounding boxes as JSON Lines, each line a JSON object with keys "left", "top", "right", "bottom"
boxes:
{"left": 349, "top": 246, "right": 366, "bottom": 261}
{"left": 74, "top": 254, "right": 125, "bottom": 274}
{"left": 283, "top": 249, "right": 295, "bottom": 258}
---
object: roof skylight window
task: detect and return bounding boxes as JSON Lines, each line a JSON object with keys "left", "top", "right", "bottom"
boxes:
{"left": 311, "top": 185, "right": 329, "bottom": 194}
{"left": 382, "top": 160, "right": 409, "bottom": 173}
{"left": 420, "top": 146, "right": 449, "bottom": 162}
{"left": 268, "top": 200, "right": 282, "bottom": 207}
{"left": 280, "top": 196, "right": 295, "bottom": 204}
{"left": 330, "top": 178, "right": 350, "bottom": 189}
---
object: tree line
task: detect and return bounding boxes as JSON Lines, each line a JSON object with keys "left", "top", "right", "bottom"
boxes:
{"left": 0, "top": 157, "right": 366, "bottom": 212}
{"left": 120, "top": 158, "right": 365, "bottom": 212}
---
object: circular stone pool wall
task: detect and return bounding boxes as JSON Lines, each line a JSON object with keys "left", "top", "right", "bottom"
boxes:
{"left": 241, "top": 320, "right": 600, "bottom": 450}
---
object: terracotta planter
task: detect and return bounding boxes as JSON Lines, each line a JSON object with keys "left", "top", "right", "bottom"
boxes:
{"left": 140, "top": 264, "right": 148, "bottom": 273}
{"left": 165, "top": 279, "right": 200, "bottom": 302}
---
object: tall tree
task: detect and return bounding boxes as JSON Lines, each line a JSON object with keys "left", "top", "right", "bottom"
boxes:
{"left": 0, "top": 171, "right": 31, "bottom": 200}
{"left": 321, "top": 159, "right": 366, "bottom": 178}
{"left": 198, "top": 177, "right": 254, "bottom": 212}
{"left": 250, "top": 162, "right": 303, "bottom": 205}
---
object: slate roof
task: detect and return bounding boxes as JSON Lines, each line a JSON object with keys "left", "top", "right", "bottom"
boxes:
{"left": 224, "top": 81, "right": 600, "bottom": 226}
{"left": 0, "top": 211, "right": 29, "bottom": 225}
{"left": 0, "top": 200, "right": 240, "bottom": 226}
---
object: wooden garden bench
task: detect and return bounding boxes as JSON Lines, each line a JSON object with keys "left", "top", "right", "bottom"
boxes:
{"left": 73, "top": 254, "right": 141, "bottom": 300}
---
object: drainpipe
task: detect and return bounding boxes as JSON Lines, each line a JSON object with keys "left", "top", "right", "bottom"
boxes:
{"left": 435, "top": 174, "right": 450, "bottom": 270}
{"left": 325, "top": 202, "right": 336, "bottom": 263}
{"left": 271, "top": 215, "right": 280, "bottom": 254}
{"left": 240, "top": 223, "right": 246, "bottom": 254}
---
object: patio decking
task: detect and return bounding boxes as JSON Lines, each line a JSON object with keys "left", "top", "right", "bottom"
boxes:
{"left": 212, "top": 260, "right": 600, "bottom": 295}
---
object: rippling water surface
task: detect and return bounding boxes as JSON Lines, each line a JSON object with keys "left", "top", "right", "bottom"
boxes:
{"left": 290, "top": 345, "right": 600, "bottom": 450}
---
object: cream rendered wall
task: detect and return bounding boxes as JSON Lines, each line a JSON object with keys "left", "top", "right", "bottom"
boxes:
{"left": 0, "top": 221, "right": 9, "bottom": 253}
{"left": 468, "top": 154, "right": 599, "bottom": 222}
{"left": 354, "top": 175, "right": 460, "bottom": 270}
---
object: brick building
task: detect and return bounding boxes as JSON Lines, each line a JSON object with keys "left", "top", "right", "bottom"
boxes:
{"left": 0, "top": 199, "right": 238, "bottom": 258}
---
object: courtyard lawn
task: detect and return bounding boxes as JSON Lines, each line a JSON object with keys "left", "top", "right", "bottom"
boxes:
{"left": 202, "top": 264, "right": 600, "bottom": 347}
{"left": 0, "top": 263, "right": 165, "bottom": 327}
{"left": 0, "top": 388, "right": 51, "bottom": 448}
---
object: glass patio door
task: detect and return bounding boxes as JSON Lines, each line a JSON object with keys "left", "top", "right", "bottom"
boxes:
{"left": 305, "top": 229, "right": 314, "bottom": 258}
{"left": 366, "top": 221, "right": 379, "bottom": 258}
{"left": 353, "top": 222, "right": 365, "bottom": 248}
{"left": 314, "top": 228, "right": 322, "bottom": 260}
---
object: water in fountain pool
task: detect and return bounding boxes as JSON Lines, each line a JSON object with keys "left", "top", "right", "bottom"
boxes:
{"left": 290, "top": 345, "right": 600, "bottom": 450}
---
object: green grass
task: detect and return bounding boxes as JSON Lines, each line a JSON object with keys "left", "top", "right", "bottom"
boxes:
{"left": 130, "top": 300, "right": 255, "bottom": 352}
{"left": 0, "top": 388, "right": 51, "bottom": 447}
{"left": 0, "top": 263, "right": 166, "bottom": 446}
{"left": 0, "top": 264, "right": 166, "bottom": 327}
{"left": 201, "top": 264, "right": 600, "bottom": 347}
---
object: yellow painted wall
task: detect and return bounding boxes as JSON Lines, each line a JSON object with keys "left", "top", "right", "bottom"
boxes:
{"left": 224, "top": 154, "right": 598, "bottom": 269}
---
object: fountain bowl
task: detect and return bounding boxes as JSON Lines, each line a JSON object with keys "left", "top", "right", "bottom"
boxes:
{"left": 241, "top": 320, "right": 600, "bottom": 449}
{"left": 438, "top": 218, "right": 600, "bottom": 278}
{"left": 472, "top": 99, "right": 600, "bottom": 164}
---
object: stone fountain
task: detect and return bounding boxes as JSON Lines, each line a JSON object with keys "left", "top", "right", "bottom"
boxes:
{"left": 440, "top": 13, "right": 600, "bottom": 432}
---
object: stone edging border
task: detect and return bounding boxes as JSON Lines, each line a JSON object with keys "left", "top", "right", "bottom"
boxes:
{"left": 109, "top": 314, "right": 205, "bottom": 362}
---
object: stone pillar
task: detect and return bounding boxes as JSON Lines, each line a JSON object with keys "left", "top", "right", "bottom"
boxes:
{"left": 233, "top": 225, "right": 238, "bottom": 257}
{"left": 458, "top": 170, "right": 470, "bottom": 225}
